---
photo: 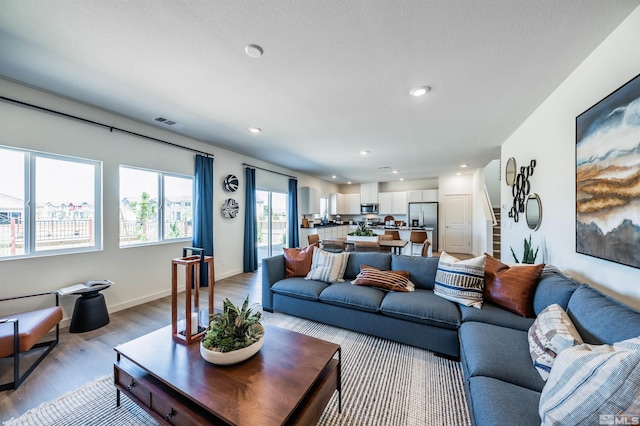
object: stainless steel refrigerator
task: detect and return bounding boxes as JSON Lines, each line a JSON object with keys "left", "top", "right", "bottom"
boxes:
{"left": 408, "top": 202, "right": 438, "bottom": 252}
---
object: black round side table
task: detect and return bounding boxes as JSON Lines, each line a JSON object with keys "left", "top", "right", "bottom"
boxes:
{"left": 69, "top": 289, "right": 110, "bottom": 333}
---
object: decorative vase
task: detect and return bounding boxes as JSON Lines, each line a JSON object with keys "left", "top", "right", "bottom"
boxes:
{"left": 200, "top": 335, "right": 265, "bottom": 366}
{"left": 347, "top": 235, "right": 379, "bottom": 242}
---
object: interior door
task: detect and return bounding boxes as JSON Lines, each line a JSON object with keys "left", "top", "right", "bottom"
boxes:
{"left": 444, "top": 194, "right": 471, "bottom": 253}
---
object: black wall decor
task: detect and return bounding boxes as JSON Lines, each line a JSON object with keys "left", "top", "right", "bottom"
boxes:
{"left": 509, "top": 159, "right": 536, "bottom": 222}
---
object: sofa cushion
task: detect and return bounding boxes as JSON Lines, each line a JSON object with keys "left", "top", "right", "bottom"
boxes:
{"left": 459, "top": 321, "right": 545, "bottom": 392}
{"left": 390, "top": 255, "right": 439, "bottom": 290}
{"left": 351, "top": 264, "right": 415, "bottom": 292}
{"left": 319, "top": 283, "right": 385, "bottom": 313}
{"left": 532, "top": 266, "right": 581, "bottom": 315}
{"left": 459, "top": 303, "right": 534, "bottom": 331}
{"left": 434, "top": 252, "right": 486, "bottom": 308}
{"left": 539, "top": 337, "right": 640, "bottom": 425}
{"left": 344, "top": 252, "right": 391, "bottom": 280}
{"left": 380, "top": 289, "right": 461, "bottom": 329}
{"left": 271, "top": 278, "right": 329, "bottom": 301}
{"left": 468, "top": 377, "right": 541, "bottom": 426}
{"left": 483, "top": 254, "right": 545, "bottom": 317}
{"left": 305, "top": 249, "right": 350, "bottom": 283}
{"left": 283, "top": 243, "right": 317, "bottom": 278}
{"left": 528, "top": 304, "right": 583, "bottom": 380}
{"left": 567, "top": 285, "right": 640, "bottom": 345}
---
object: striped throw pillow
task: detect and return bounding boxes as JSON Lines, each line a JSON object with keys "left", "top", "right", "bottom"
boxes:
{"left": 305, "top": 249, "right": 350, "bottom": 283}
{"left": 351, "top": 264, "right": 415, "bottom": 292}
{"left": 528, "top": 304, "right": 583, "bottom": 380}
{"left": 539, "top": 337, "right": 640, "bottom": 425}
{"left": 434, "top": 252, "right": 486, "bottom": 309}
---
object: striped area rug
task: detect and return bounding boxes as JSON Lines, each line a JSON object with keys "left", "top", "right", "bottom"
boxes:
{"left": 4, "top": 312, "right": 470, "bottom": 426}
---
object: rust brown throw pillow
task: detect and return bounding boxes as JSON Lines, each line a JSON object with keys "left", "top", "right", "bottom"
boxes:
{"left": 351, "top": 264, "right": 415, "bottom": 292}
{"left": 483, "top": 254, "right": 545, "bottom": 317}
{"left": 283, "top": 243, "right": 317, "bottom": 278}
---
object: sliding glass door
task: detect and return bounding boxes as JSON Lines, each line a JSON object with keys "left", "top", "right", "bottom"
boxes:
{"left": 256, "top": 189, "right": 288, "bottom": 265}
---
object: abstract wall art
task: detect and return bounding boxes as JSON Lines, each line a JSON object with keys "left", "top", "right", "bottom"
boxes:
{"left": 576, "top": 73, "right": 640, "bottom": 268}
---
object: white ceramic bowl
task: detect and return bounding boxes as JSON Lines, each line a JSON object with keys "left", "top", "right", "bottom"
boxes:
{"left": 200, "top": 335, "right": 264, "bottom": 365}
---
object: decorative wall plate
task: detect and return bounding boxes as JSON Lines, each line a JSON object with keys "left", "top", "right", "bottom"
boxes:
{"left": 222, "top": 198, "right": 239, "bottom": 218}
{"left": 223, "top": 174, "right": 239, "bottom": 192}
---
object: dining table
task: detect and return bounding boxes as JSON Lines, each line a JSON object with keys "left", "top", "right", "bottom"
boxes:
{"left": 339, "top": 238, "right": 408, "bottom": 255}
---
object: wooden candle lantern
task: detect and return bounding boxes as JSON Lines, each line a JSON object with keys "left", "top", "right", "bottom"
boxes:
{"left": 171, "top": 247, "right": 214, "bottom": 345}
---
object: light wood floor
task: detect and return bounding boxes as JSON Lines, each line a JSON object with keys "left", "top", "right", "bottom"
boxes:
{"left": 0, "top": 271, "right": 262, "bottom": 422}
{"left": 0, "top": 252, "right": 472, "bottom": 421}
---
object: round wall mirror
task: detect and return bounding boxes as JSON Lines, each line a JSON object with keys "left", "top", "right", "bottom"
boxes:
{"left": 505, "top": 157, "right": 517, "bottom": 186}
{"left": 525, "top": 193, "right": 542, "bottom": 231}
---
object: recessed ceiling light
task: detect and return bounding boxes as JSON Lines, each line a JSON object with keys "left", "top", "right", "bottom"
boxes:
{"left": 456, "top": 172, "right": 462, "bottom": 176}
{"left": 392, "top": 170, "right": 399, "bottom": 174}
{"left": 248, "top": 127, "right": 262, "bottom": 133}
{"left": 400, "top": 178, "right": 405, "bottom": 181}
{"left": 347, "top": 181, "right": 352, "bottom": 184}
{"left": 332, "top": 175, "right": 337, "bottom": 179}
{"left": 360, "top": 150, "right": 370, "bottom": 155}
{"left": 245, "top": 44, "right": 263, "bottom": 58}
{"left": 460, "top": 163, "right": 469, "bottom": 168}
{"left": 410, "top": 86, "right": 431, "bottom": 97}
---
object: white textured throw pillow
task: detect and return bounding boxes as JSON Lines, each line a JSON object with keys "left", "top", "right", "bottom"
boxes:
{"left": 539, "top": 337, "right": 640, "bottom": 426}
{"left": 528, "top": 304, "right": 583, "bottom": 380}
{"left": 434, "top": 252, "right": 486, "bottom": 309}
{"left": 305, "top": 249, "right": 350, "bottom": 283}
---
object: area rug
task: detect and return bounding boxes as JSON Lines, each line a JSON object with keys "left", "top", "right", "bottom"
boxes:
{"left": 4, "top": 312, "right": 470, "bottom": 426}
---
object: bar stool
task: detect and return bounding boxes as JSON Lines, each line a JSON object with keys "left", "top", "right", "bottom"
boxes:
{"left": 409, "top": 230, "right": 428, "bottom": 256}
{"left": 384, "top": 230, "right": 400, "bottom": 240}
{"left": 308, "top": 234, "right": 320, "bottom": 246}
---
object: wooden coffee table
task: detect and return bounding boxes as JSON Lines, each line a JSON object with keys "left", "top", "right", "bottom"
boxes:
{"left": 114, "top": 324, "right": 341, "bottom": 425}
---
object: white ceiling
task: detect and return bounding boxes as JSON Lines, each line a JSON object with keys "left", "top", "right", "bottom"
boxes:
{"left": 1, "top": 1, "right": 637, "bottom": 184}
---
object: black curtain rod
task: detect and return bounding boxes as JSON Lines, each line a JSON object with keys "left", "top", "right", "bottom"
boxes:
{"left": 0, "top": 95, "right": 214, "bottom": 158}
{"left": 243, "top": 163, "right": 297, "bottom": 179}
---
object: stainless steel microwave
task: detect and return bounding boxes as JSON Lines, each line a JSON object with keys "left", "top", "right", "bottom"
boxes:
{"left": 360, "top": 203, "right": 378, "bottom": 214}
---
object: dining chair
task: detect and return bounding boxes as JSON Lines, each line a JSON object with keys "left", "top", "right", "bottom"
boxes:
{"left": 421, "top": 239, "right": 432, "bottom": 257}
{"left": 308, "top": 234, "right": 320, "bottom": 246}
{"left": 322, "top": 239, "right": 346, "bottom": 253}
{"left": 384, "top": 230, "right": 401, "bottom": 240}
{"left": 378, "top": 234, "right": 393, "bottom": 252}
{"left": 409, "top": 230, "right": 428, "bottom": 256}
{"left": 354, "top": 241, "right": 381, "bottom": 252}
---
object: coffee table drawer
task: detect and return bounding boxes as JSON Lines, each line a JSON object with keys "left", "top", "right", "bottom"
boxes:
{"left": 114, "top": 363, "right": 151, "bottom": 407}
{"left": 115, "top": 359, "right": 225, "bottom": 426}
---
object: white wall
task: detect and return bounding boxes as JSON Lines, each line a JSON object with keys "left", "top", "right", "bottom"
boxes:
{"left": 0, "top": 79, "right": 332, "bottom": 321}
{"left": 501, "top": 6, "right": 640, "bottom": 309}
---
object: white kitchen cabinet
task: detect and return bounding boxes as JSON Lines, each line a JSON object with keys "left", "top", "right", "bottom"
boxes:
{"left": 343, "top": 193, "right": 361, "bottom": 214}
{"left": 299, "top": 187, "right": 320, "bottom": 215}
{"left": 329, "top": 193, "right": 345, "bottom": 215}
{"left": 360, "top": 182, "right": 379, "bottom": 204}
{"left": 378, "top": 191, "right": 407, "bottom": 216}
{"left": 378, "top": 192, "right": 393, "bottom": 214}
{"left": 407, "top": 189, "right": 438, "bottom": 203}
{"left": 392, "top": 191, "right": 407, "bottom": 215}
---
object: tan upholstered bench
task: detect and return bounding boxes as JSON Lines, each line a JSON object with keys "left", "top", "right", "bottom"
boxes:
{"left": 0, "top": 292, "right": 62, "bottom": 390}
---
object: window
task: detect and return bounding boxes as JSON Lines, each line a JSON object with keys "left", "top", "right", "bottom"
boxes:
{"left": 119, "top": 166, "right": 193, "bottom": 246}
{"left": 0, "top": 146, "right": 101, "bottom": 259}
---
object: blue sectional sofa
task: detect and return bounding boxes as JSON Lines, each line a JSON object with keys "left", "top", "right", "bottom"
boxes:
{"left": 261, "top": 252, "right": 640, "bottom": 425}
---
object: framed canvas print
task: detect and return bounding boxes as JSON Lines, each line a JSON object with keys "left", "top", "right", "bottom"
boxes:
{"left": 576, "top": 73, "right": 640, "bottom": 269}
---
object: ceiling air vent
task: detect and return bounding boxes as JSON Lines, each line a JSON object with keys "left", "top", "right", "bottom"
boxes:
{"left": 377, "top": 166, "right": 392, "bottom": 170}
{"left": 153, "top": 117, "right": 185, "bottom": 129}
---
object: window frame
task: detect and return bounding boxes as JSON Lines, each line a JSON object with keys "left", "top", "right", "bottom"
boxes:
{"left": 119, "top": 165, "right": 193, "bottom": 248}
{"left": 0, "top": 146, "right": 102, "bottom": 260}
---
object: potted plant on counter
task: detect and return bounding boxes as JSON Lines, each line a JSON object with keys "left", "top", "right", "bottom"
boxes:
{"left": 347, "top": 221, "right": 379, "bottom": 242}
{"left": 200, "top": 296, "right": 265, "bottom": 365}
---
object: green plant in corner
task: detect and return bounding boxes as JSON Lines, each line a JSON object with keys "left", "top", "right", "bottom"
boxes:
{"left": 510, "top": 234, "right": 539, "bottom": 264}
{"left": 348, "top": 221, "right": 376, "bottom": 237}
{"left": 202, "top": 296, "right": 264, "bottom": 353}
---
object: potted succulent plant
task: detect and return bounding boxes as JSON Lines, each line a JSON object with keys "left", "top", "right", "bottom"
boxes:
{"left": 200, "top": 296, "right": 265, "bottom": 365}
{"left": 347, "top": 221, "right": 379, "bottom": 242}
